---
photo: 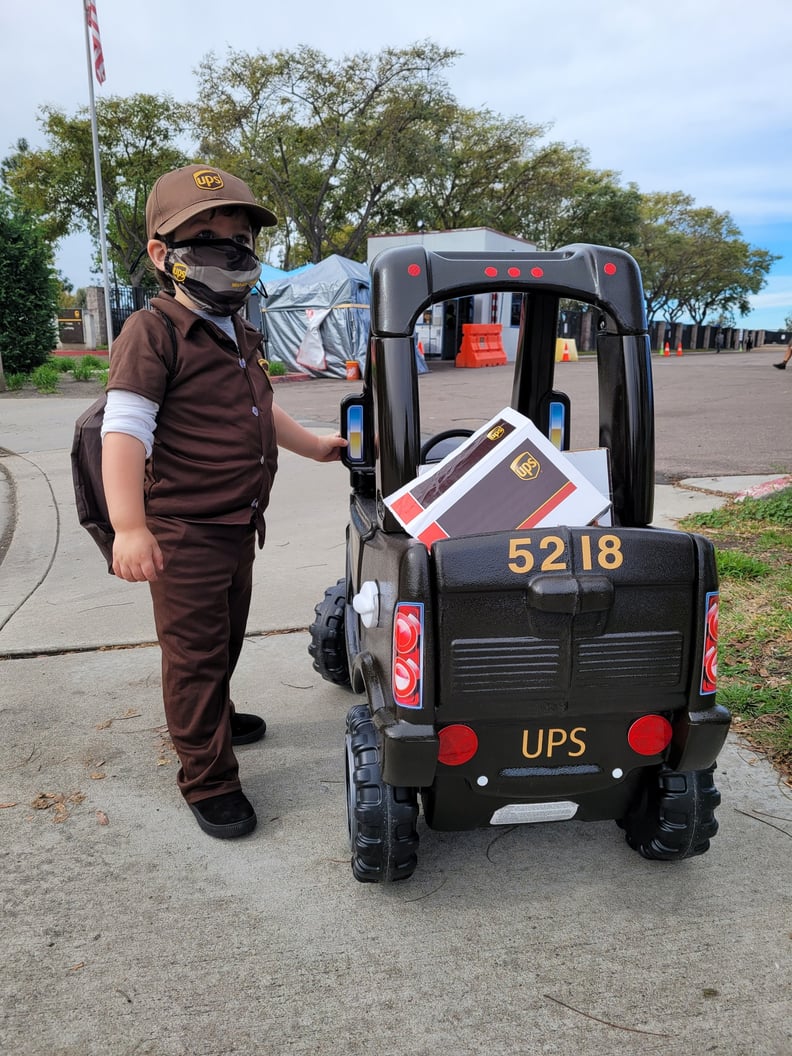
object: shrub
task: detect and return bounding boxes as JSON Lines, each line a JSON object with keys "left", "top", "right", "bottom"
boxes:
{"left": 268, "top": 360, "right": 287, "bottom": 376}
{"left": 81, "top": 354, "right": 105, "bottom": 369}
{"left": 0, "top": 191, "right": 59, "bottom": 375}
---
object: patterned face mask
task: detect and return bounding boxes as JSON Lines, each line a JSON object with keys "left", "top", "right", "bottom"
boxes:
{"left": 164, "top": 238, "right": 262, "bottom": 315}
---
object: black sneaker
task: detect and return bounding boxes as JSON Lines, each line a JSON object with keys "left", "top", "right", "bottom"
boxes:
{"left": 230, "top": 712, "right": 267, "bottom": 745}
{"left": 189, "top": 790, "right": 257, "bottom": 839}
{"left": 773, "top": 362, "right": 786, "bottom": 370}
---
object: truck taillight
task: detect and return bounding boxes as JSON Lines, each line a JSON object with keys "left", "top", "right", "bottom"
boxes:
{"left": 392, "top": 603, "right": 424, "bottom": 709}
{"left": 437, "top": 724, "right": 479, "bottom": 766}
{"left": 701, "top": 591, "right": 719, "bottom": 695}
{"left": 627, "top": 715, "right": 673, "bottom": 756}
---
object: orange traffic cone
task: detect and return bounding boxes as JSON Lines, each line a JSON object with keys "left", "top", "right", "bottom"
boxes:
{"left": 676, "top": 342, "right": 683, "bottom": 356}
{"left": 664, "top": 342, "right": 670, "bottom": 356}
{"left": 562, "top": 341, "right": 570, "bottom": 362}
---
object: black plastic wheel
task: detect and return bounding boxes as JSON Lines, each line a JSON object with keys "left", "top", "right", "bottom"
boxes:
{"left": 621, "top": 764, "right": 721, "bottom": 860}
{"left": 308, "top": 578, "right": 351, "bottom": 687}
{"left": 345, "top": 704, "right": 419, "bottom": 883}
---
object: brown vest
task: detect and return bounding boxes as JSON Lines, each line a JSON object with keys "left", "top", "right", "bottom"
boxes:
{"left": 107, "top": 294, "right": 278, "bottom": 545}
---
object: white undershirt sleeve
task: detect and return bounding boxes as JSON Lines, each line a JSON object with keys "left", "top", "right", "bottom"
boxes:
{"left": 101, "top": 390, "right": 159, "bottom": 459}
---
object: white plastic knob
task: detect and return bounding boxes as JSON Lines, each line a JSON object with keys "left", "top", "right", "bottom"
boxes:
{"left": 352, "top": 581, "right": 380, "bottom": 628}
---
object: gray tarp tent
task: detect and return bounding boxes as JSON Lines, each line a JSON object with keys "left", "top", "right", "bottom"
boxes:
{"left": 260, "top": 255, "right": 371, "bottom": 378}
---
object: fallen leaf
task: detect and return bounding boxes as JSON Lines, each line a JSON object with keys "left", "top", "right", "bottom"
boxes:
{"left": 68, "top": 962, "right": 85, "bottom": 972}
{"left": 0, "top": 802, "right": 19, "bottom": 809}
{"left": 96, "top": 720, "right": 112, "bottom": 731}
{"left": 52, "top": 803, "right": 69, "bottom": 823}
{"left": 96, "top": 811, "right": 109, "bottom": 826}
{"left": 89, "top": 772, "right": 106, "bottom": 781}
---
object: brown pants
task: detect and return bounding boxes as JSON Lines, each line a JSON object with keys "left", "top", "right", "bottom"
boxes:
{"left": 148, "top": 517, "right": 256, "bottom": 804}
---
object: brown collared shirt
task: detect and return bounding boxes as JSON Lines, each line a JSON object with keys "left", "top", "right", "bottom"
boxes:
{"left": 106, "top": 294, "right": 278, "bottom": 545}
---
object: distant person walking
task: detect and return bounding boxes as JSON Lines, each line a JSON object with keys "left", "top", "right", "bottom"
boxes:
{"left": 773, "top": 340, "right": 792, "bottom": 370}
{"left": 715, "top": 331, "right": 724, "bottom": 354}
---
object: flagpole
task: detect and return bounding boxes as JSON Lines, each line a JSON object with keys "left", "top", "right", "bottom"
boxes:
{"left": 82, "top": 0, "right": 114, "bottom": 352}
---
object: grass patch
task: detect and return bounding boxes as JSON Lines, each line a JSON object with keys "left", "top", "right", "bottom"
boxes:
{"left": 680, "top": 487, "right": 792, "bottom": 782}
{"left": 267, "top": 359, "right": 287, "bottom": 376}
{"left": 49, "top": 355, "right": 76, "bottom": 373}
{"left": 72, "top": 359, "right": 97, "bottom": 381}
{"left": 5, "top": 372, "right": 28, "bottom": 391}
{"left": 80, "top": 354, "right": 106, "bottom": 370}
{"left": 30, "top": 363, "right": 60, "bottom": 394}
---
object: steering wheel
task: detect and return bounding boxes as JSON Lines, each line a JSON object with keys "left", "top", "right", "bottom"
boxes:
{"left": 420, "top": 428, "right": 475, "bottom": 464}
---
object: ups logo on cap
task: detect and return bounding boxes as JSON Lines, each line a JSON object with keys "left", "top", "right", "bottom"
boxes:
{"left": 510, "top": 451, "right": 541, "bottom": 480}
{"left": 193, "top": 169, "right": 224, "bottom": 191}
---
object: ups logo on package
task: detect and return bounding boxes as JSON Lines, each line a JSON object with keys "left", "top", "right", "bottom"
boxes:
{"left": 510, "top": 451, "right": 541, "bottom": 480}
{"left": 193, "top": 169, "right": 224, "bottom": 191}
{"left": 487, "top": 425, "right": 505, "bottom": 441}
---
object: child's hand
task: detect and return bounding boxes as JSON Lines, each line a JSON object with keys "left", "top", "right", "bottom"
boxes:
{"left": 112, "top": 527, "right": 165, "bottom": 582}
{"left": 314, "top": 433, "right": 348, "bottom": 463}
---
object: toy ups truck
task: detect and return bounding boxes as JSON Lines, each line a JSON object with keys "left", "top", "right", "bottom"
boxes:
{"left": 309, "top": 244, "right": 730, "bottom": 883}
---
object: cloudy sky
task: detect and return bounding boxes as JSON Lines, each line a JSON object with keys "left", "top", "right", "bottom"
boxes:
{"left": 2, "top": 0, "right": 791, "bottom": 328}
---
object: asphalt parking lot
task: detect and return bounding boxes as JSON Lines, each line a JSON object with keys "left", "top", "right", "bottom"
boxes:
{"left": 1, "top": 348, "right": 790, "bottom": 1056}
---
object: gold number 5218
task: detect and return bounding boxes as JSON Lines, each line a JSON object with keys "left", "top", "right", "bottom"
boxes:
{"left": 508, "top": 534, "right": 624, "bottom": 574}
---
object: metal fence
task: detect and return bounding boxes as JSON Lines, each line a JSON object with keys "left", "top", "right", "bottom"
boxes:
{"left": 109, "top": 285, "right": 153, "bottom": 336}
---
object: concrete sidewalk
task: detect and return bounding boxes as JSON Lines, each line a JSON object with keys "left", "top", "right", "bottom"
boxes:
{"left": 1, "top": 377, "right": 791, "bottom": 1056}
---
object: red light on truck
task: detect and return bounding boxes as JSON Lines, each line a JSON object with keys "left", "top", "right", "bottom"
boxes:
{"left": 392, "top": 602, "right": 424, "bottom": 709}
{"left": 604, "top": 262, "right": 617, "bottom": 275}
{"left": 437, "top": 724, "right": 479, "bottom": 766}
{"left": 407, "top": 263, "right": 421, "bottom": 276}
{"left": 530, "top": 267, "right": 544, "bottom": 278}
{"left": 627, "top": 715, "right": 673, "bottom": 756}
{"left": 484, "top": 266, "right": 498, "bottom": 277}
{"left": 701, "top": 592, "right": 718, "bottom": 694}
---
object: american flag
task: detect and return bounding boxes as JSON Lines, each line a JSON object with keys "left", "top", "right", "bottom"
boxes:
{"left": 84, "top": 0, "right": 106, "bottom": 84}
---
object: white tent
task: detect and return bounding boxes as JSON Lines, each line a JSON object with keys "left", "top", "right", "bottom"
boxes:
{"left": 259, "top": 255, "right": 370, "bottom": 378}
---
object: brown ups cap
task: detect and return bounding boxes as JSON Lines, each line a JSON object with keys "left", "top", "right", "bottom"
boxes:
{"left": 146, "top": 164, "right": 278, "bottom": 239}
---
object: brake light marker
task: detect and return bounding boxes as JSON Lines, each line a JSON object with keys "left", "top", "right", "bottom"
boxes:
{"left": 701, "top": 591, "right": 718, "bottom": 694}
{"left": 438, "top": 724, "right": 479, "bottom": 766}
{"left": 392, "top": 602, "right": 424, "bottom": 709}
{"left": 627, "top": 715, "right": 673, "bottom": 756}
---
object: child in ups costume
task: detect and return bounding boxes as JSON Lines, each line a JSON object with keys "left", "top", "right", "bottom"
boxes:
{"left": 102, "top": 164, "right": 346, "bottom": 839}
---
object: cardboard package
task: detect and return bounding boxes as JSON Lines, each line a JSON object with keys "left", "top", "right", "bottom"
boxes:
{"left": 385, "top": 407, "right": 611, "bottom": 546}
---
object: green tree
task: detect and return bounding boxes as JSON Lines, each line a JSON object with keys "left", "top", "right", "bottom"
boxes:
{"left": 631, "top": 192, "right": 776, "bottom": 329}
{"left": 629, "top": 191, "right": 695, "bottom": 324}
{"left": 0, "top": 190, "right": 58, "bottom": 383}
{"left": 512, "top": 142, "right": 642, "bottom": 250}
{"left": 191, "top": 41, "right": 459, "bottom": 266}
{"left": 2, "top": 95, "right": 190, "bottom": 286}
{"left": 390, "top": 106, "right": 548, "bottom": 235}
{"left": 677, "top": 211, "right": 777, "bottom": 325}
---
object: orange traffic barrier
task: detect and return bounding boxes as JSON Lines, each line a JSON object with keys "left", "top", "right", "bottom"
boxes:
{"left": 676, "top": 342, "right": 683, "bottom": 356}
{"left": 561, "top": 342, "right": 570, "bottom": 362}
{"left": 664, "top": 342, "right": 670, "bottom": 356}
{"left": 456, "top": 323, "right": 507, "bottom": 368}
